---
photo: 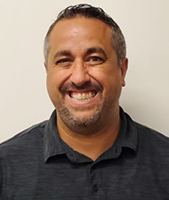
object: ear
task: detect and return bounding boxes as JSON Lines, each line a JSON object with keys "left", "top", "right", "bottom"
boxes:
{"left": 44, "top": 62, "right": 48, "bottom": 72}
{"left": 120, "top": 58, "right": 128, "bottom": 87}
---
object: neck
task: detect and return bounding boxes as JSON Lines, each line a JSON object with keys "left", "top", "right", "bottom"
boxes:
{"left": 57, "top": 110, "right": 120, "bottom": 161}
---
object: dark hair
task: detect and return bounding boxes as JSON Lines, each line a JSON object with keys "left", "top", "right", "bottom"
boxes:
{"left": 44, "top": 4, "right": 126, "bottom": 64}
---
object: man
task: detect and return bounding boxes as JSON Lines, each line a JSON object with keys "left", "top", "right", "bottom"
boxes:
{"left": 0, "top": 4, "right": 169, "bottom": 199}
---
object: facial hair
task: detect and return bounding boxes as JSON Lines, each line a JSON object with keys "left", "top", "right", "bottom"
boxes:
{"left": 57, "top": 82, "right": 104, "bottom": 134}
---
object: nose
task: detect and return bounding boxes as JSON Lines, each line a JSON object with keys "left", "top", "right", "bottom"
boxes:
{"left": 70, "top": 59, "right": 90, "bottom": 86}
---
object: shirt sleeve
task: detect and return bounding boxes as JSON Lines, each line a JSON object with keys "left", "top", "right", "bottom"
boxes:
{"left": 0, "top": 154, "right": 2, "bottom": 197}
{"left": 0, "top": 150, "right": 5, "bottom": 199}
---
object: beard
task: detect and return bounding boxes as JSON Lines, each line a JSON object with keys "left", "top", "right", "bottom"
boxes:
{"left": 55, "top": 81, "right": 104, "bottom": 134}
{"left": 57, "top": 100, "right": 103, "bottom": 134}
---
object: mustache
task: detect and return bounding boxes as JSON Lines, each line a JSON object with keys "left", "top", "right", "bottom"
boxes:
{"left": 60, "top": 82, "right": 103, "bottom": 93}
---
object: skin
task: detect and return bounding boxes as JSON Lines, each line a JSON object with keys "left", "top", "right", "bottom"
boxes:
{"left": 45, "top": 16, "right": 128, "bottom": 160}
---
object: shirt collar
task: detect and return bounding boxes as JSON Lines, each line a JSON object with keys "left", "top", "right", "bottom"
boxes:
{"left": 120, "top": 107, "right": 138, "bottom": 152}
{"left": 43, "top": 107, "right": 138, "bottom": 163}
{"left": 96, "top": 107, "right": 138, "bottom": 162}
{"left": 43, "top": 110, "right": 66, "bottom": 162}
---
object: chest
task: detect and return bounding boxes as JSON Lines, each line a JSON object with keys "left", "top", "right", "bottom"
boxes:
{"left": 2, "top": 156, "right": 169, "bottom": 200}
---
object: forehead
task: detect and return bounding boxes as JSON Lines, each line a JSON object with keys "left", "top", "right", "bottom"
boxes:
{"left": 52, "top": 16, "right": 111, "bottom": 30}
{"left": 49, "top": 17, "right": 113, "bottom": 49}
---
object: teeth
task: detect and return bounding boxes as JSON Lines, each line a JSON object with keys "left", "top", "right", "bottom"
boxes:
{"left": 70, "top": 92, "right": 96, "bottom": 101}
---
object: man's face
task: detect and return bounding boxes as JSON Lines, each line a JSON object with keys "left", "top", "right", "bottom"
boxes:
{"left": 45, "top": 17, "right": 127, "bottom": 133}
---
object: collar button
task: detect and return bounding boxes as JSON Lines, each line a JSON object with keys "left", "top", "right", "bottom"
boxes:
{"left": 92, "top": 184, "right": 99, "bottom": 192}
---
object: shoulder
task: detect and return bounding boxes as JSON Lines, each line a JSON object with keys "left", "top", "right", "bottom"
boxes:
{"left": 132, "top": 121, "right": 169, "bottom": 164}
{"left": 0, "top": 121, "right": 47, "bottom": 157}
{"left": 124, "top": 111, "right": 169, "bottom": 152}
{"left": 135, "top": 121, "right": 169, "bottom": 148}
{"left": 133, "top": 122, "right": 169, "bottom": 181}
{"left": 124, "top": 110, "right": 169, "bottom": 157}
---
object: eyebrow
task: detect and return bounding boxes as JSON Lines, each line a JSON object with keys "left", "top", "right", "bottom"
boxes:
{"left": 53, "top": 50, "right": 72, "bottom": 60}
{"left": 53, "top": 47, "right": 107, "bottom": 60}
{"left": 85, "top": 47, "right": 107, "bottom": 58}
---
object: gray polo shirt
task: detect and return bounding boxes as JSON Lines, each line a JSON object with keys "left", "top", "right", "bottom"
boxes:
{"left": 0, "top": 108, "right": 169, "bottom": 199}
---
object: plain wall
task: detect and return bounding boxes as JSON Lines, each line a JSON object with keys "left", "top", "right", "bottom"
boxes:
{"left": 0, "top": 0, "right": 169, "bottom": 143}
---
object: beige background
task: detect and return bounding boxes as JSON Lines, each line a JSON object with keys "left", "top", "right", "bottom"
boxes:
{"left": 0, "top": 0, "right": 168, "bottom": 143}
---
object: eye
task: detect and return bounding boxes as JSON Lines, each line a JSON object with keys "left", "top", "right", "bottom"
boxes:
{"left": 55, "top": 58, "right": 73, "bottom": 67}
{"left": 86, "top": 56, "right": 105, "bottom": 65}
{"left": 56, "top": 58, "right": 72, "bottom": 64}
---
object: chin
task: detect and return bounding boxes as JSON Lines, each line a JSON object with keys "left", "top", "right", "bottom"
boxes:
{"left": 57, "top": 100, "right": 104, "bottom": 130}
{"left": 59, "top": 109, "right": 100, "bottom": 129}
{"left": 68, "top": 113, "right": 100, "bottom": 127}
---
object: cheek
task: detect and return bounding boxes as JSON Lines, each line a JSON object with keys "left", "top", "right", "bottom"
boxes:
{"left": 46, "top": 72, "right": 61, "bottom": 103}
{"left": 46, "top": 69, "right": 72, "bottom": 103}
{"left": 91, "top": 68, "right": 119, "bottom": 84}
{"left": 47, "top": 70, "right": 68, "bottom": 90}
{"left": 98, "top": 70, "right": 122, "bottom": 94}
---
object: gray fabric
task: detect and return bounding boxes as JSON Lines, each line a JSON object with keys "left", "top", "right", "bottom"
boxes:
{"left": 0, "top": 108, "right": 169, "bottom": 199}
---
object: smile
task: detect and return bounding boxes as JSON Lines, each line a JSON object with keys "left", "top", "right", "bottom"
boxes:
{"left": 68, "top": 91, "right": 97, "bottom": 102}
